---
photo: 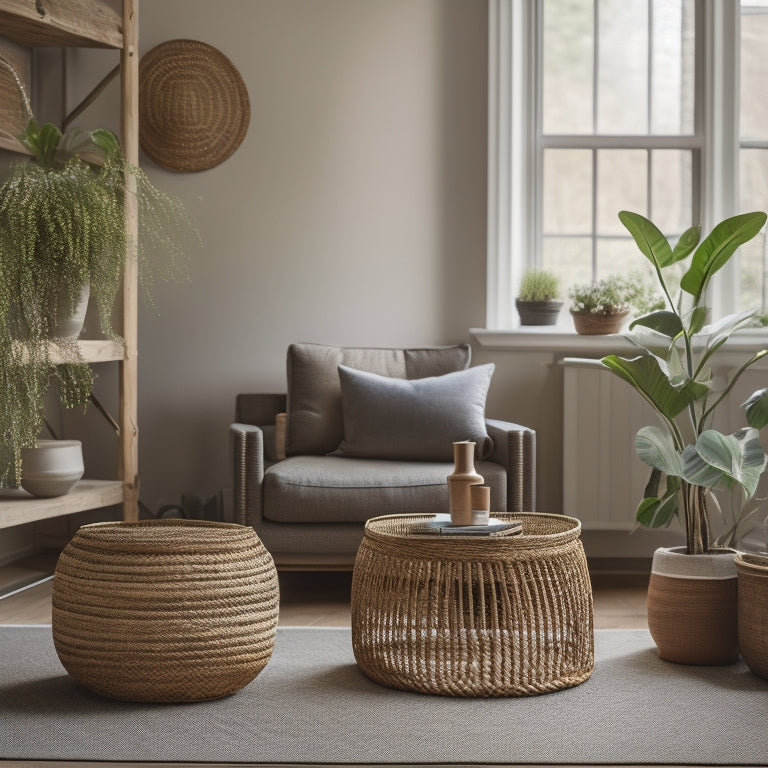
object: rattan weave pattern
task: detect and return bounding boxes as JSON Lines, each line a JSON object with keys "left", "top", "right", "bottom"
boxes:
{"left": 52, "top": 519, "right": 279, "bottom": 703}
{"left": 351, "top": 513, "right": 594, "bottom": 697}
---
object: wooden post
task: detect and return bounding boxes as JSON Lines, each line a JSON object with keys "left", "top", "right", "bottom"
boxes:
{"left": 120, "top": 0, "right": 139, "bottom": 521}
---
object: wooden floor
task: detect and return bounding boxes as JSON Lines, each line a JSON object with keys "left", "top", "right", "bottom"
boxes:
{"left": 0, "top": 560, "right": 649, "bottom": 628}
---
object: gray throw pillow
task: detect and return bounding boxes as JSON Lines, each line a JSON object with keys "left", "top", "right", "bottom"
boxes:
{"left": 285, "top": 343, "right": 471, "bottom": 455}
{"left": 336, "top": 363, "right": 495, "bottom": 461}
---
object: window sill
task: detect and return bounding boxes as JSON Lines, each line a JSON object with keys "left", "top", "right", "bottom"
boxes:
{"left": 470, "top": 326, "right": 768, "bottom": 358}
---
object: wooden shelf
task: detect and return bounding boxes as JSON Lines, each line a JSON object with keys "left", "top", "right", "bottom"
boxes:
{"left": 70, "top": 339, "right": 125, "bottom": 363}
{"left": 0, "top": 0, "right": 123, "bottom": 49}
{"left": 0, "top": 479, "right": 123, "bottom": 529}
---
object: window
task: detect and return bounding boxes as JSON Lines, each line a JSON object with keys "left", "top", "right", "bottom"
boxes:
{"left": 487, "top": 0, "right": 768, "bottom": 329}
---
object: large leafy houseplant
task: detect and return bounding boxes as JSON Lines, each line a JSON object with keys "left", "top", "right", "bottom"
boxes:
{"left": 0, "top": 56, "right": 193, "bottom": 488}
{"left": 601, "top": 210, "right": 768, "bottom": 555}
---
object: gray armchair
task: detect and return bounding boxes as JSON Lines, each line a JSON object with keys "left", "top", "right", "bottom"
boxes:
{"left": 230, "top": 343, "right": 536, "bottom": 569}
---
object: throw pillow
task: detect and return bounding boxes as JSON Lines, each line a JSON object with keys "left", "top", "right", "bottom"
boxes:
{"left": 336, "top": 363, "right": 495, "bottom": 461}
{"left": 285, "top": 343, "right": 471, "bottom": 455}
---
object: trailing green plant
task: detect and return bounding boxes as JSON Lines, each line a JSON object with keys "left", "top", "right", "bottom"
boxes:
{"left": 518, "top": 269, "right": 560, "bottom": 302}
{"left": 599, "top": 210, "right": 768, "bottom": 555}
{"left": 0, "top": 55, "right": 197, "bottom": 487}
{"left": 568, "top": 272, "right": 662, "bottom": 317}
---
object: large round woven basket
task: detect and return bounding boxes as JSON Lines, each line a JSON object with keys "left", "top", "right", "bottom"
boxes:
{"left": 52, "top": 519, "right": 279, "bottom": 702}
{"left": 139, "top": 39, "right": 250, "bottom": 172}
{"left": 735, "top": 552, "right": 768, "bottom": 680}
{"left": 351, "top": 512, "right": 594, "bottom": 697}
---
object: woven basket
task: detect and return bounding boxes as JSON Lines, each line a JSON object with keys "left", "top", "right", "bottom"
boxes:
{"left": 351, "top": 513, "right": 594, "bottom": 697}
{"left": 735, "top": 553, "right": 768, "bottom": 680}
{"left": 571, "top": 309, "right": 629, "bottom": 335}
{"left": 52, "top": 520, "right": 279, "bottom": 702}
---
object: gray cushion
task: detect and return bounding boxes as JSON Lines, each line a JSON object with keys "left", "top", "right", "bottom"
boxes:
{"left": 285, "top": 343, "right": 471, "bottom": 455}
{"left": 337, "top": 364, "right": 495, "bottom": 461}
{"left": 263, "top": 455, "right": 507, "bottom": 524}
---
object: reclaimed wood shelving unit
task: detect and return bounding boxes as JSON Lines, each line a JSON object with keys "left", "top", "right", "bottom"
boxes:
{"left": 0, "top": 0, "right": 139, "bottom": 529}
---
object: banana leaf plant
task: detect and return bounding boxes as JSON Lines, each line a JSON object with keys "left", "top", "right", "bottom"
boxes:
{"left": 599, "top": 210, "right": 768, "bottom": 554}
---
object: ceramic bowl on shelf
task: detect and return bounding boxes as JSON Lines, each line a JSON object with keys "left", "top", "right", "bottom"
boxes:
{"left": 20, "top": 440, "right": 84, "bottom": 497}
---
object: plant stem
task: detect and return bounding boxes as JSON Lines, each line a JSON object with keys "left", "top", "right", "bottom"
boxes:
{"left": 684, "top": 482, "right": 709, "bottom": 554}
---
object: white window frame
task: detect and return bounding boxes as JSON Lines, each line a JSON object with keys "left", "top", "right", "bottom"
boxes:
{"left": 486, "top": 0, "right": 741, "bottom": 330}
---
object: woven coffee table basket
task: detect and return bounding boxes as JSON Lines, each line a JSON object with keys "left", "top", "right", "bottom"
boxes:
{"left": 352, "top": 513, "right": 594, "bottom": 697}
{"left": 52, "top": 520, "right": 279, "bottom": 703}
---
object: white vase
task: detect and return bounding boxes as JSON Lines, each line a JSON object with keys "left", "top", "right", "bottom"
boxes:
{"left": 20, "top": 440, "right": 84, "bottom": 497}
{"left": 52, "top": 284, "right": 90, "bottom": 339}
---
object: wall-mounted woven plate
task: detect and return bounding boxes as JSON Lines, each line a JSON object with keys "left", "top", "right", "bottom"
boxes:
{"left": 139, "top": 39, "right": 250, "bottom": 172}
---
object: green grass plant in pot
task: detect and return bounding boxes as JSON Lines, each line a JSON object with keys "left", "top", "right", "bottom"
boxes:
{"left": 516, "top": 269, "right": 562, "bottom": 326}
{"left": 598, "top": 209, "right": 768, "bottom": 664}
{"left": 0, "top": 56, "right": 195, "bottom": 491}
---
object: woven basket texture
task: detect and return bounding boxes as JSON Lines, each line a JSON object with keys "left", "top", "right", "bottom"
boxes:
{"left": 351, "top": 513, "right": 594, "bottom": 697}
{"left": 139, "top": 39, "right": 250, "bottom": 172}
{"left": 52, "top": 519, "right": 279, "bottom": 703}
{"left": 647, "top": 572, "right": 738, "bottom": 665}
{"left": 736, "top": 553, "right": 768, "bottom": 680}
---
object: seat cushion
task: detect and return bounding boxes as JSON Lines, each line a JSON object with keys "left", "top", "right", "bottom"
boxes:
{"left": 285, "top": 343, "right": 471, "bottom": 456}
{"left": 263, "top": 455, "right": 507, "bottom": 524}
{"left": 336, "top": 364, "right": 495, "bottom": 461}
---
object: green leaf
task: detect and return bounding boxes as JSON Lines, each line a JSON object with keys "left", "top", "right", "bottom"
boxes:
{"left": 688, "top": 306, "right": 708, "bottom": 335}
{"left": 602, "top": 354, "right": 709, "bottom": 420}
{"left": 685, "top": 428, "right": 767, "bottom": 499}
{"left": 643, "top": 467, "right": 662, "bottom": 499}
{"left": 636, "top": 426, "right": 685, "bottom": 476}
{"left": 680, "top": 212, "right": 768, "bottom": 303}
{"left": 618, "top": 211, "right": 673, "bottom": 268}
{"left": 636, "top": 491, "right": 678, "bottom": 528}
{"left": 681, "top": 444, "right": 728, "bottom": 488}
{"left": 629, "top": 310, "right": 683, "bottom": 339}
{"left": 743, "top": 387, "right": 768, "bottom": 429}
{"left": 670, "top": 225, "right": 701, "bottom": 263}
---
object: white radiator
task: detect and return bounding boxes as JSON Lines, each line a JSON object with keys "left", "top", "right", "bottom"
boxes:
{"left": 562, "top": 358, "right": 654, "bottom": 530}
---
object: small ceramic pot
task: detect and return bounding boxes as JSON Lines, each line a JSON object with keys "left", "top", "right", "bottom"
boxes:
{"left": 516, "top": 299, "right": 563, "bottom": 326}
{"left": 647, "top": 546, "right": 738, "bottom": 665}
{"left": 21, "top": 439, "right": 84, "bottom": 497}
{"left": 735, "top": 552, "right": 768, "bottom": 680}
{"left": 52, "top": 283, "right": 90, "bottom": 338}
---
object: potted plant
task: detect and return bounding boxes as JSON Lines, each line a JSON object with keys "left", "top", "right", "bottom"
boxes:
{"left": 568, "top": 273, "right": 661, "bottom": 335}
{"left": 516, "top": 269, "right": 562, "bottom": 326}
{"left": 0, "top": 56, "right": 195, "bottom": 491}
{"left": 599, "top": 209, "right": 768, "bottom": 664}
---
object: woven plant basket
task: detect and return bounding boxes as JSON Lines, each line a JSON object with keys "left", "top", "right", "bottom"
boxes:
{"left": 351, "top": 512, "right": 594, "bottom": 697}
{"left": 735, "top": 552, "right": 768, "bottom": 680}
{"left": 52, "top": 520, "right": 279, "bottom": 703}
{"left": 570, "top": 309, "right": 629, "bottom": 335}
{"left": 647, "top": 546, "right": 738, "bottom": 665}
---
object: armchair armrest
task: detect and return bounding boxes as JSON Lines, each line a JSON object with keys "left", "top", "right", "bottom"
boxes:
{"left": 230, "top": 422, "right": 266, "bottom": 528}
{"left": 486, "top": 418, "right": 536, "bottom": 513}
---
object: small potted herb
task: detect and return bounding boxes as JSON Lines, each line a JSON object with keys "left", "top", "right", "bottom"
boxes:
{"left": 516, "top": 269, "right": 562, "bottom": 326}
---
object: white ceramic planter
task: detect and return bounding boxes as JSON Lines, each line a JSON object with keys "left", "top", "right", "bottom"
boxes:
{"left": 52, "top": 284, "right": 90, "bottom": 339}
{"left": 21, "top": 439, "right": 84, "bottom": 497}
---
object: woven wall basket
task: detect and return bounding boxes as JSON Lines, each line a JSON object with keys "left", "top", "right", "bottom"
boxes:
{"left": 351, "top": 513, "right": 594, "bottom": 697}
{"left": 52, "top": 519, "right": 279, "bottom": 703}
{"left": 139, "top": 39, "right": 250, "bottom": 172}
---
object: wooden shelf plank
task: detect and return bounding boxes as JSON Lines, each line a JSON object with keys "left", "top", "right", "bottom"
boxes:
{"left": 0, "top": 479, "right": 123, "bottom": 529}
{"left": 0, "top": 0, "right": 123, "bottom": 49}
{"left": 72, "top": 339, "right": 125, "bottom": 363}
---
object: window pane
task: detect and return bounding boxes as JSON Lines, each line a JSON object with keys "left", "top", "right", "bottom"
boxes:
{"left": 596, "top": 149, "right": 648, "bottom": 235}
{"left": 597, "top": 0, "right": 648, "bottom": 134}
{"left": 740, "top": 6, "right": 768, "bottom": 141}
{"left": 596, "top": 238, "right": 652, "bottom": 278}
{"left": 542, "top": 149, "right": 593, "bottom": 234}
{"left": 542, "top": 0, "right": 594, "bottom": 134}
{"left": 650, "top": 149, "right": 693, "bottom": 235}
{"left": 739, "top": 149, "right": 768, "bottom": 310}
{"left": 542, "top": 236, "right": 593, "bottom": 289}
{"left": 651, "top": 0, "right": 696, "bottom": 134}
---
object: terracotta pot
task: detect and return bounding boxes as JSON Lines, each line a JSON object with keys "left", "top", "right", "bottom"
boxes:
{"left": 571, "top": 309, "right": 629, "bottom": 335}
{"left": 735, "top": 552, "right": 768, "bottom": 680}
{"left": 647, "top": 546, "right": 738, "bottom": 665}
{"left": 516, "top": 299, "right": 563, "bottom": 326}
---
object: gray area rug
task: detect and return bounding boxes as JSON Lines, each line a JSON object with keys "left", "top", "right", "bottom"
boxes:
{"left": 0, "top": 625, "right": 766, "bottom": 765}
